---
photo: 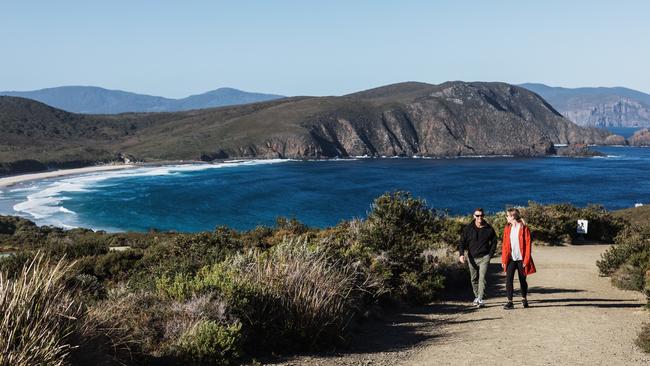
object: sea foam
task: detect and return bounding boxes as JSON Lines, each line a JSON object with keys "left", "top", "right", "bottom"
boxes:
{"left": 9, "top": 160, "right": 291, "bottom": 227}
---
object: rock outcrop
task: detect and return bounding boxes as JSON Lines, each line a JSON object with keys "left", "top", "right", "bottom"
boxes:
{"left": 629, "top": 128, "right": 650, "bottom": 146}
{"left": 555, "top": 144, "right": 606, "bottom": 157}
{"left": 603, "top": 134, "right": 628, "bottom": 145}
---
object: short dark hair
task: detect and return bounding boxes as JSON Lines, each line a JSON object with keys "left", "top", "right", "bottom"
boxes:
{"left": 474, "top": 207, "right": 484, "bottom": 214}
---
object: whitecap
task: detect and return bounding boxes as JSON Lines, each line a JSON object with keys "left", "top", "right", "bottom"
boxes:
{"left": 59, "top": 207, "right": 76, "bottom": 215}
{"left": 8, "top": 159, "right": 293, "bottom": 226}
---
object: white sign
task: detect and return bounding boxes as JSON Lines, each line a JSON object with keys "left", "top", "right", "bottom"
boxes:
{"left": 577, "top": 220, "right": 588, "bottom": 234}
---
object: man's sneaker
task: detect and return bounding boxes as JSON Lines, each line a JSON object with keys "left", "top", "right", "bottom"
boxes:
{"left": 472, "top": 297, "right": 479, "bottom": 305}
{"left": 503, "top": 301, "right": 514, "bottom": 310}
{"left": 476, "top": 299, "right": 485, "bottom": 308}
{"left": 522, "top": 299, "right": 529, "bottom": 308}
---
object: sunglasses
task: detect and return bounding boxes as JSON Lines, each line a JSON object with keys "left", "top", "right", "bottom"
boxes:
{"left": 474, "top": 214, "right": 484, "bottom": 218}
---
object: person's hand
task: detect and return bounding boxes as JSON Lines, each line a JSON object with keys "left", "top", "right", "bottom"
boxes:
{"left": 459, "top": 255, "right": 465, "bottom": 264}
{"left": 501, "top": 263, "right": 505, "bottom": 270}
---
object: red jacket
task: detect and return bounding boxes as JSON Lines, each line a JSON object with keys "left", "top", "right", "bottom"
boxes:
{"left": 501, "top": 223, "right": 536, "bottom": 275}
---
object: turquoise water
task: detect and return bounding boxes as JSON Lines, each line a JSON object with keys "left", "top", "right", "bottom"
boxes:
{"left": 0, "top": 147, "right": 649, "bottom": 232}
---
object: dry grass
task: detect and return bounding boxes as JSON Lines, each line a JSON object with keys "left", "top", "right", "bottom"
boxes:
{"left": 0, "top": 254, "right": 80, "bottom": 366}
{"left": 229, "top": 239, "right": 371, "bottom": 349}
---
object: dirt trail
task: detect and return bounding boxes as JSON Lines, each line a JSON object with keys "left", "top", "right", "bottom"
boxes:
{"left": 272, "top": 245, "right": 649, "bottom": 366}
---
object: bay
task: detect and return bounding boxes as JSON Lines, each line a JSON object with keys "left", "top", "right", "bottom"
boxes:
{"left": 0, "top": 146, "right": 648, "bottom": 232}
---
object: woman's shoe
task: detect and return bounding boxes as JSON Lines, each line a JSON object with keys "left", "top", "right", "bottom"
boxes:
{"left": 503, "top": 301, "right": 514, "bottom": 310}
{"left": 522, "top": 299, "right": 529, "bottom": 308}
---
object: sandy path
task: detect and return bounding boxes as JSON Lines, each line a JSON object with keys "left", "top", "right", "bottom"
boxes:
{"left": 272, "top": 245, "right": 649, "bottom": 366}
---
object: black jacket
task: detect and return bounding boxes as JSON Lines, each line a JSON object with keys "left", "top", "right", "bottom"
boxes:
{"left": 459, "top": 221, "right": 497, "bottom": 258}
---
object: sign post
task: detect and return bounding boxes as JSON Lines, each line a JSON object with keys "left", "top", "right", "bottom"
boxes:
{"left": 576, "top": 219, "right": 588, "bottom": 242}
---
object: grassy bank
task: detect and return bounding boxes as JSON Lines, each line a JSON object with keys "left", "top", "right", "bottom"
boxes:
{"left": 0, "top": 193, "right": 643, "bottom": 364}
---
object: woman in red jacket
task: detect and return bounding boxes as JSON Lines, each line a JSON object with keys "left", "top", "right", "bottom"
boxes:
{"left": 501, "top": 208, "right": 535, "bottom": 309}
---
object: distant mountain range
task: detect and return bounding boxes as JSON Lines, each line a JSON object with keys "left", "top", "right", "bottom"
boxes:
{"left": 0, "top": 86, "right": 285, "bottom": 114}
{"left": 0, "top": 81, "right": 611, "bottom": 175}
{"left": 520, "top": 83, "right": 650, "bottom": 128}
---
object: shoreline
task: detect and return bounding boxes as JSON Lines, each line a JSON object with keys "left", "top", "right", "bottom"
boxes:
{"left": 0, "top": 159, "right": 274, "bottom": 189}
{"left": 0, "top": 164, "right": 139, "bottom": 188}
{"left": 0, "top": 147, "right": 634, "bottom": 189}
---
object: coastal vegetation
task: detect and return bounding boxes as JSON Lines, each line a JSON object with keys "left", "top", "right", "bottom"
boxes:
{"left": 0, "top": 194, "right": 646, "bottom": 364}
{"left": 599, "top": 205, "right": 650, "bottom": 352}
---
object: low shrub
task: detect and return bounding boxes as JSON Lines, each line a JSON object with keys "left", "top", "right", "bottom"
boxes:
{"left": 611, "top": 264, "right": 646, "bottom": 291}
{"left": 522, "top": 202, "right": 626, "bottom": 245}
{"left": 75, "top": 249, "right": 144, "bottom": 283}
{"left": 175, "top": 320, "right": 242, "bottom": 365}
{"left": 357, "top": 192, "right": 447, "bottom": 303}
{"left": 599, "top": 225, "right": 650, "bottom": 280}
{"left": 159, "top": 239, "right": 369, "bottom": 354}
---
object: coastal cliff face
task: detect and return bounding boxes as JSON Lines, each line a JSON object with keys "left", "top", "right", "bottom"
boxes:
{"left": 0, "top": 81, "right": 613, "bottom": 175}
{"left": 629, "top": 128, "right": 650, "bottom": 146}
{"left": 520, "top": 83, "right": 650, "bottom": 128}
{"left": 564, "top": 98, "right": 650, "bottom": 128}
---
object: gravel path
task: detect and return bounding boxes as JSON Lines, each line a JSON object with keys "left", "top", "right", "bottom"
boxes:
{"left": 269, "top": 244, "right": 650, "bottom": 366}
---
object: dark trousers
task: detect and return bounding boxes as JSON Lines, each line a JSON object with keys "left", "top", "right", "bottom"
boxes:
{"left": 506, "top": 260, "right": 528, "bottom": 300}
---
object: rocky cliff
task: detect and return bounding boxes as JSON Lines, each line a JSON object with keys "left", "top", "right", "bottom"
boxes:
{"left": 629, "top": 128, "right": 650, "bottom": 146}
{"left": 520, "top": 83, "right": 650, "bottom": 128}
{"left": 0, "top": 81, "right": 614, "bottom": 175}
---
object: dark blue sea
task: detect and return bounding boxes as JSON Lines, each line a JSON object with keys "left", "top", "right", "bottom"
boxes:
{"left": 0, "top": 146, "right": 648, "bottom": 232}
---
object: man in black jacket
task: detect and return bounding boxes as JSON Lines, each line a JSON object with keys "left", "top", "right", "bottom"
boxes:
{"left": 459, "top": 208, "right": 497, "bottom": 308}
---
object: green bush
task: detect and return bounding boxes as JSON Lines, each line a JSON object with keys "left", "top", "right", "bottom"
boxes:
{"left": 358, "top": 191, "right": 447, "bottom": 303}
{"left": 133, "top": 229, "right": 242, "bottom": 288}
{"left": 597, "top": 226, "right": 650, "bottom": 286}
{"left": 523, "top": 202, "right": 626, "bottom": 245}
{"left": 0, "top": 251, "right": 35, "bottom": 278}
{"left": 75, "top": 249, "right": 144, "bottom": 282}
{"left": 175, "top": 320, "right": 242, "bottom": 365}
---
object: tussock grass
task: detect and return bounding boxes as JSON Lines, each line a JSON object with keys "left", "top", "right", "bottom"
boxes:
{"left": 243, "top": 240, "right": 368, "bottom": 334}
{"left": 0, "top": 254, "right": 80, "bottom": 366}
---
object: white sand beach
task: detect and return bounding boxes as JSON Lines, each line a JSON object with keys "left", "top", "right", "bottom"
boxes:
{"left": 0, "top": 164, "right": 137, "bottom": 188}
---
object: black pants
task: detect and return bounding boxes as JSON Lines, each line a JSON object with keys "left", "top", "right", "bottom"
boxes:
{"left": 506, "top": 260, "right": 528, "bottom": 300}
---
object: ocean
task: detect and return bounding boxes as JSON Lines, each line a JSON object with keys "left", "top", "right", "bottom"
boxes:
{"left": 0, "top": 146, "right": 648, "bottom": 232}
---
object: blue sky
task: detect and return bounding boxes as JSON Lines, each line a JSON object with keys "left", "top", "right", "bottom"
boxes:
{"left": 1, "top": 0, "right": 648, "bottom": 97}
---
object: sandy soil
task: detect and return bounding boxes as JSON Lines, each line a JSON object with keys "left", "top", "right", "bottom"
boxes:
{"left": 0, "top": 164, "right": 136, "bottom": 187}
{"left": 270, "top": 244, "right": 650, "bottom": 366}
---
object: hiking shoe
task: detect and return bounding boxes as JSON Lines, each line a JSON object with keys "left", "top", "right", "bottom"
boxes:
{"left": 472, "top": 297, "right": 479, "bottom": 305}
{"left": 503, "top": 301, "right": 514, "bottom": 310}
{"left": 522, "top": 299, "right": 529, "bottom": 308}
{"left": 476, "top": 299, "right": 485, "bottom": 308}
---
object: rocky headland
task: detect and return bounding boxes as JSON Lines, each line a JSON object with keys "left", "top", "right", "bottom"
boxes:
{"left": 0, "top": 81, "right": 616, "bottom": 176}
